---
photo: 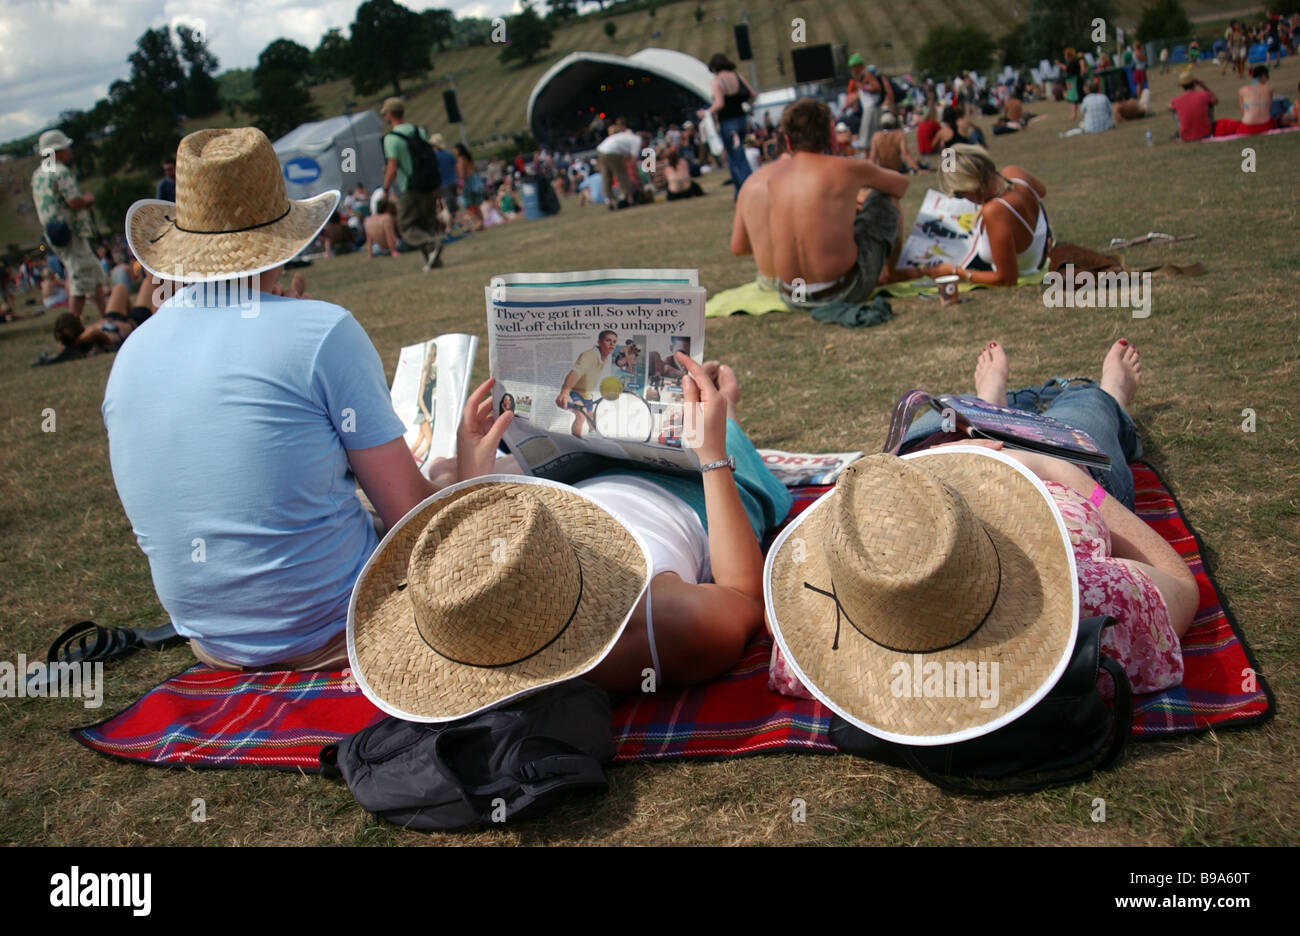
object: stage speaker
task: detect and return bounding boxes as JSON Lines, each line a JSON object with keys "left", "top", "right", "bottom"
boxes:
{"left": 734, "top": 24, "right": 753, "bottom": 61}
{"left": 791, "top": 43, "right": 835, "bottom": 84}
{"left": 443, "top": 89, "right": 462, "bottom": 124}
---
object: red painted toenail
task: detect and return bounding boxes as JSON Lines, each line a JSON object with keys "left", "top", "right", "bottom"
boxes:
{"left": 1119, "top": 339, "right": 1128, "bottom": 345}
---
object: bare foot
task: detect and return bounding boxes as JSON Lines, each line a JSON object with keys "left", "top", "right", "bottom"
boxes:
{"left": 1100, "top": 339, "right": 1141, "bottom": 410}
{"left": 973, "top": 341, "right": 1009, "bottom": 405}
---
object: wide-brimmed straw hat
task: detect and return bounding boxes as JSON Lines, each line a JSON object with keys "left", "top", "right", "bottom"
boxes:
{"left": 125, "top": 127, "right": 338, "bottom": 283}
{"left": 764, "top": 446, "right": 1078, "bottom": 746}
{"left": 348, "top": 475, "right": 651, "bottom": 723}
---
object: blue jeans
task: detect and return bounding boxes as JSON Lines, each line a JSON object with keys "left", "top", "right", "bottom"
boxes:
{"left": 899, "top": 380, "right": 1143, "bottom": 510}
{"left": 719, "top": 116, "right": 752, "bottom": 200}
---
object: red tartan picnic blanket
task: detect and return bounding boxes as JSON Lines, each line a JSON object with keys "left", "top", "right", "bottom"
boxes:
{"left": 71, "top": 463, "right": 1273, "bottom": 771}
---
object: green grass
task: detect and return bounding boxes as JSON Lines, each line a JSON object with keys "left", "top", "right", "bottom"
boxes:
{"left": 1, "top": 64, "right": 1296, "bottom": 846}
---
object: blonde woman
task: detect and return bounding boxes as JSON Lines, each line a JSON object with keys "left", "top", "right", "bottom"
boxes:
{"left": 887, "top": 144, "right": 1049, "bottom": 288}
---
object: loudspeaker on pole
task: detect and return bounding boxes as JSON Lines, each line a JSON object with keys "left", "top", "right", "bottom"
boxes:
{"left": 734, "top": 23, "right": 753, "bottom": 62}
{"left": 443, "top": 89, "right": 462, "bottom": 124}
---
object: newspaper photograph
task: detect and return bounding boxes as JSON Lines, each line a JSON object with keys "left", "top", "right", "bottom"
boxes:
{"left": 486, "top": 271, "right": 706, "bottom": 483}
{"left": 896, "top": 189, "right": 981, "bottom": 271}
{"left": 389, "top": 332, "right": 478, "bottom": 470}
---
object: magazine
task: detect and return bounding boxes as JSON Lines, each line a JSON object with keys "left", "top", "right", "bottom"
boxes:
{"left": 882, "top": 389, "right": 1111, "bottom": 469}
{"left": 895, "top": 189, "right": 981, "bottom": 272}
{"left": 389, "top": 333, "right": 478, "bottom": 470}
{"left": 486, "top": 269, "right": 707, "bottom": 483}
{"left": 757, "top": 449, "right": 864, "bottom": 487}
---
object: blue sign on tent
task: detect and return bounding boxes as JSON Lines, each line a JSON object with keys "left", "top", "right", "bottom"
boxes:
{"left": 283, "top": 157, "right": 321, "bottom": 184}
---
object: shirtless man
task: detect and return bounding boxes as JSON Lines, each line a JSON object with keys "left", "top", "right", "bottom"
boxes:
{"left": 364, "top": 200, "right": 401, "bottom": 257}
{"left": 729, "top": 141, "right": 791, "bottom": 288}
{"left": 867, "top": 113, "right": 923, "bottom": 172}
{"left": 764, "top": 98, "right": 909, "bottom": 311}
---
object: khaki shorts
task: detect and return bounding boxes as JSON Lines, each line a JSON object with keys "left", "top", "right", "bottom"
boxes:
{"left": 60, "top": 239, "right": 108, "bottom": 299}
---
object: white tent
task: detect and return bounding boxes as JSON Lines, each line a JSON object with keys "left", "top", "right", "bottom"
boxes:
{"left": 273, "top": 111, "right": 386, "bottom": 201}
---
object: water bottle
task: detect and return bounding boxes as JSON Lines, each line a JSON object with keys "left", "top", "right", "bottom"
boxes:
{"left": 1145, "top": 129, "right": 1152, "bottom": 147}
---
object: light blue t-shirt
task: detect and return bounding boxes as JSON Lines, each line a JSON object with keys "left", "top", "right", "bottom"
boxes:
{"left": 102, "top": 287, "right": 405, "bottom": 665}
{"left": 579, "top": 173, "right": 606, "bottom": 204}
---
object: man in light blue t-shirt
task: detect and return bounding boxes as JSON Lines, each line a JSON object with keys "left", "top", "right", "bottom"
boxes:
{"left": 108, "top": 127, "right": 465, "bottom": 669}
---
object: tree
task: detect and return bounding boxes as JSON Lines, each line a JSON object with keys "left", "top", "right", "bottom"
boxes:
{"left": 914, "top": 25, "right": 996, "bottom": 78}
{"left": 313, "top": 28, "right": 353, "bottom": 82}
{"left": 694, "top": 5, "right": 705, "bottom": 24}
{"left": 999, "top": 22, "right": 1031, "bottom": 68}
{"left": 604, "top": 21, "right": 617, "bottom": 41}
{"left": 348, "top": 0, "right": 432, "bottom": 97}
{"left": 249, "top": 39, "right": 319, "bottom": 142}
{"left": 548, "top": 0, "right": 580, "bottom": 21}
{"left": 454, "top": 17, "right": 493, "bottom": 47}
{"left": 127, "top": 27, "right": 186, "bottom": 112}
{"left": 1136, "top": 0, "right": 1191, "bottom": 44}
{"left": 97, "top": 78, "right": 181, "bottom": 176}
{"left": 423, "top": 9, "right": 457, "bottom": 51}
{"left": 177, "top": 24, "right": 222, "bottom": 117}
{"left": 499, "top": 3, "right": 554, "bottom": 67}
{"left": 1022, "top": 0, "right": 1117, "bottom": 62}
{"left": 648, "top": 1, "right": 658, "bottom": 17}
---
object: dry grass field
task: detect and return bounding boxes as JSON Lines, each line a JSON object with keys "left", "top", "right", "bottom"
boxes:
{"left": 0, "top": 57, "right": 1296, "bottom": 846}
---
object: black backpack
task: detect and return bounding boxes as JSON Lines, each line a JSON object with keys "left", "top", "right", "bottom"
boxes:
{"left": 830, "top": 615, "right": 1132, "bottom": 794}
{"left": 386, "top": 127, "right": 441, "bottom": 193}
{"left": 321, "top": 680, "right": 614, "bottom": 831}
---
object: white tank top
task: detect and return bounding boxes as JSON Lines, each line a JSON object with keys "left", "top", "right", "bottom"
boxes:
{"left": 959, "top": 178, "right": 1051, "bottom": 275}
{"left": 572, "top": 474, "right": 710, "bottom": 585}
{"left": 572, "top": 474, "right": 711, "bottom": 684}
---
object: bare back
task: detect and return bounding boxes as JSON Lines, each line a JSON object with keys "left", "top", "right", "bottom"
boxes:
{"left": 870, "top": 130, "right": 905, "bottom": 170}
{"left": 766, "top": 154, "right": 884, "bottom": 283}
{"left": 1239, "top": 81, "right": 1272, "bottom": 124}
{"left": 732, "top": 157, "right": 788, "bottom": 279}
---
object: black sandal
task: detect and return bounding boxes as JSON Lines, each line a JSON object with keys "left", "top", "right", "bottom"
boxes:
{"left": 45, "top": 620, "right": 186, "bottom": 667}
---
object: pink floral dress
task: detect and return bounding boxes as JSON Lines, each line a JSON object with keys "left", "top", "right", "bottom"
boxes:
{"left": 768, "top": 480, "right": 1184, "bottom": 700}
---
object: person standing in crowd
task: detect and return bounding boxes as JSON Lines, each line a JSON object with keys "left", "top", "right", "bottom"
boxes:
{"left": 596, "top": 125, "right": 644, "bottom": 210}
{"left": 429, "top": 134, "right": 459, "bottom": 232}
{"left": 1058, "top": 48, "right": 1083, "bottom": 121}
{"left": 699, "top": 53, "right": 755, "bottom": 200}
{"left": 31, "top": 129, "right": 107, "bottom": 321}
{"left": 156, "top": 155, "right": 176, "bottom": 202}
{"left": 455, "top": 142, "right": 486, "bottom": 230}
{"left": 379, "top": 97, "right": 443, "bottom": 271}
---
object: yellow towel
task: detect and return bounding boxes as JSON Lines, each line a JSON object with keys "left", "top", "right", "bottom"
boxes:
{"left": 704, "top": 279, "right": 791, "bottom": 318}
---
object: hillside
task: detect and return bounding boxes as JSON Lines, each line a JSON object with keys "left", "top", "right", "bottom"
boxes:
{"left": 1, "top": 0, "right": 1240, "bottom": 249}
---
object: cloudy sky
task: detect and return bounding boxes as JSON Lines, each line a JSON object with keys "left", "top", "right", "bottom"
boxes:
{"left": 0, "top": 0, "right": 527, "bottom": 145}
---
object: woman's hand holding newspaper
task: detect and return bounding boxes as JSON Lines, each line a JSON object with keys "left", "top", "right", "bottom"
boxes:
{"left": 677, "top": 352, "right": 728, "bottom": 464}
{"left": 457, "top": 378, "right": 513, "bottom": 483}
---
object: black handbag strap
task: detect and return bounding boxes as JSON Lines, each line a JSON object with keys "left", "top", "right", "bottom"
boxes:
{"left": 1094, "top": 653, "right": 1132, "bottom": 774}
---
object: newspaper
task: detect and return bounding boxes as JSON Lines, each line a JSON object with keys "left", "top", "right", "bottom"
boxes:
{"left": 389, "top": 333, "right": 477, "bottom": 470}
{"left": 896, "top": 189, "right": 981, "bottom": 271}
{"left": 757, "top": 450, "right": 864, "bottom": 488}
{"left": 486, "top": 269, "right": 706, "bottom": 483}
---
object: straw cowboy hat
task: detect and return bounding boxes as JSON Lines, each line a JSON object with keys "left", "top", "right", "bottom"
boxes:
{"left": 348, "top": 475, "right": 651, "bottom": 723}
{"left": 125, "top": 127, "right": 338, "bottom": 283}
{"left": 764, "top": 446, "right": 1078, "bottom": 746}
